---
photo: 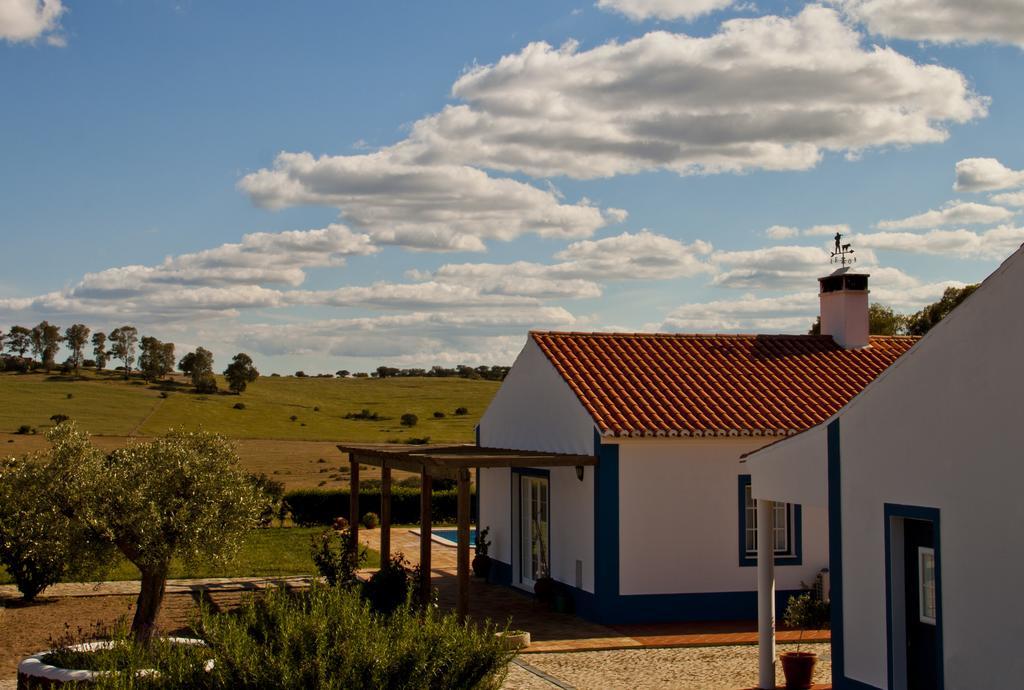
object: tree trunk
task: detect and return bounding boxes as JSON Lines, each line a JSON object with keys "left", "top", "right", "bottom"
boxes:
{"left": 132, "top": 565, "right": 169, "bottom": 643}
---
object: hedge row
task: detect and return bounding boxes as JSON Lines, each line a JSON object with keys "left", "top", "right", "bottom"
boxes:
{"left": 285, "top": 488, "right": 477, "bottom": 526}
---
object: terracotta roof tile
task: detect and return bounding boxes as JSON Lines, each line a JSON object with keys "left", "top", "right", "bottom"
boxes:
{"left": 530, "top": 331, "right": 918, "bottom": 437}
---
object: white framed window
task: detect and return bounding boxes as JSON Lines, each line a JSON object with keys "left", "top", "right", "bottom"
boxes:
{"left": 919, "top": 547, "right": 937, "bottom": 625}
{"left": 744, "top": 483, "right": 791, "bottom": 555}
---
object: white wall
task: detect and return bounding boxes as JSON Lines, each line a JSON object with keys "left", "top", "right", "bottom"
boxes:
{"left": 477, "top": 336, "right": 598, "bottom": 590}
{"left": 478, "top": 336, "right": 596, "bottom": 455}
{"left": 617, "top": 438, "right": 829, "bottom": 595}
{"left": 826, "top": 248, "right": 1024, "bottom": 689}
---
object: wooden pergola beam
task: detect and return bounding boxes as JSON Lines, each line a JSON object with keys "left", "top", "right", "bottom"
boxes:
{"left": 380, "top": 462, "right": 391, "bottom": 565}
{"left": 457, "top": 467, "right": 471, "bottom": 620}
{"left": 419, "top": 470, "right": 432, "bottom": 607}
{"left": 348, "top": 453, "right": 359, "bottom": 560}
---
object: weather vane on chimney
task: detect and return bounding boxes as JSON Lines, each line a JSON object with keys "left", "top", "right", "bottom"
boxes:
{"left": 831, "top": 232, "right": 856, "bottom": 266}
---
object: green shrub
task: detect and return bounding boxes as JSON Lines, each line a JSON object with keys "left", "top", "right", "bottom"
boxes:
{"left": 344, "top": 409, "right": 383, "bottom": 421}
{"left": 433, "top": 411, "right": 445, "bottom": 418}
{"left": 232, "top": 402, "right": 245, "bottom": 410}
{"left": 400, "top": 413, "right": 418, "bottom": 427}
{"left": 454, "top": 407, "right": 469, "bottom": 415}
{"left": 361, "top": 512, "right": 379, "bottom": 529}
{"left": 285, "top": 487, "right": 473, "bottom": 526}
{"left": 783, "top": 591, "right": 831, "bottom": 632}
{"left": 15, "top": 424, "right": 32, "bottom": 435}
{"left": 362, "top": 552, "right": 416, "bottom": 615}
{"left": 310, "top": 528, "right": 366, "bottom": 587}
{"left": 50, "top": 414, "right": 69, "bottom": 424}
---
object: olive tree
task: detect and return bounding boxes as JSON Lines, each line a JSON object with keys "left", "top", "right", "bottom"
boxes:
{"left": 0, "top": 455, "right": 105, "bottom": 601}
{"left": 47, "top": 423, "right": 263, "bottom": 641}
{"left": 224, "top": 352, "right": 259, "bottom": 394}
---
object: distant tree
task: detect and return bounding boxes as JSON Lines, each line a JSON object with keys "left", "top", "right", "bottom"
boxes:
{"left": 224, "top": 353, "right": 260, "bottom": 394}
{"left": 63, "top": 324, "right": 91, "bottom": 376}
{"left": 109, "top": 326, "right": 139, "bottom": 379}
{"left": 336, "top": 370, "right": 350, "bottom": 378}
{"left": 160, "top": 342, "right": 176, "bottom": 378}
{"left": 868, "top": 303, "right": 908, "bottom": 336}
{"left": 906, "top": 284, "right": 980, "bottom": 336}
{"left": 179, "top": 347, "right": 214, "bottom": 390}
{"left": 400, "top": 413, "right": 418, "bottom": 427}
{"left": 92, "top": 331, "right": 108, "bottom": 371}
{"left": 295, "top": 370, "right": 307, "bottom": 378}
{"left": 139, "top": 337, "right": 172, "bottom": 382}
{"left": 6, "top": 326, "right": 31, "bottom": 358}
{"left": 30, "top": 321, "right": 62, "bottom": 372}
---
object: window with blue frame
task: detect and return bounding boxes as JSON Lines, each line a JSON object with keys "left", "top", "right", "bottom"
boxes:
{"left": 738, "top": 474, "right": 802, "bottom": 567}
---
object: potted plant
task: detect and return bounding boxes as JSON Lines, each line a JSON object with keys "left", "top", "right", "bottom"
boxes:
{"left": 780, "top": 592, "right": 830, "bottom": 689}
{"left": 472, "top": 526, "right": 492, "bottom": 578}
{"left": 533, "top": 565, "right": 555, "bottom": 604}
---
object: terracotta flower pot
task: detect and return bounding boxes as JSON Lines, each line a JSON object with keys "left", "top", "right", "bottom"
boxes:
{"left": 780, "top": 651, "right": 817, "bottom": 689}
{"left": 472, "top": 553, "right": 491, "bottom": 578}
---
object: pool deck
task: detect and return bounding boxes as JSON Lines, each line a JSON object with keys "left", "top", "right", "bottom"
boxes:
{"left": 356, "top": 527, "right": 830, "bottom": 654}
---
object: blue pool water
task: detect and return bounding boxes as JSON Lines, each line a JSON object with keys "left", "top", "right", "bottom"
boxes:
{"left": 432, "top": 528, "right": 477, "bottom": 547}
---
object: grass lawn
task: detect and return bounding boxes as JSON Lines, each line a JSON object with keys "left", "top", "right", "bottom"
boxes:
{"left": 0, "top": 370, "right": 498, "bottom": 443}
{"left": 0, "top": 527, "right": 380, "bottom": 585}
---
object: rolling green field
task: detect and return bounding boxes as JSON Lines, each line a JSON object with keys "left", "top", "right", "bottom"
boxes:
{"left": 0, "top": 527, "right": 380, "bottom": 585}
{"left": 0, "top": 371, "right": 498, "bottom": 443}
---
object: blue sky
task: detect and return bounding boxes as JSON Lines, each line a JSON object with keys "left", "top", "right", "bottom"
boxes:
{"left": 2, "top": 0, "right": 1023, "bottom": 374}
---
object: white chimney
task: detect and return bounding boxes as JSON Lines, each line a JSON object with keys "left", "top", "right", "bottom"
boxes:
{"left": 818, "top": 267, "right": 869, "bottom": 349}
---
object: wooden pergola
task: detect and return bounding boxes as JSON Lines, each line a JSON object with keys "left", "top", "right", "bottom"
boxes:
{"left": 336, "top": 443, "right": 597, "bottom": 619}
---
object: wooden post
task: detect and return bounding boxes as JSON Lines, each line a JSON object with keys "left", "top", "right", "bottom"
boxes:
{"left": 349, "top": 454, "right": 360, "bottom": 560}
{"left": 419, "top": 469, "right": 433, "bottom": 606}
{"left": 457, "top": 467, "right": 471, "bottom": 620}
{"left": 380, "top": 463, "right": 391, "bottom": 566}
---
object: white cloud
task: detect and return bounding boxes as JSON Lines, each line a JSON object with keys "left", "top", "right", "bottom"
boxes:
{"left": 876, "top": 201, "right": 1015, "bottom": 229}
{"left": 765, "top": 223, "right": 848, "bottom": 239}
{"left": 954, "top": 157, "right": 1024, "bottom": 192}
{"left": 838, "top": 0, "right": 1024, "bottom": 49}
{"left": 854, "top": 225, "right": 1024, "bottom": 260}
{"left": 238, "top": 151, "right": 625, "bottom": 252}
{"left": 0, "top": 0, "right": 64, "bottom": 44}
{"left": 990, "top": 191, "right": 1024, "bottom": 207}
{"left": 711, "top": 245, "right": 839, "bottom": 289}
{"left": 417, "top": 230, "right": 714, "bottom": 300}
{"left": 596, "top": 0, "right": 736, "bottom": 22}
{"left": 662, "top": 293, "right": 818, "bottom": 332}
{"left": 289, "top": 282, "right": 542, "bottom": 309}
{"left": 391, "top": 5, "right": 986, "bottom": 179}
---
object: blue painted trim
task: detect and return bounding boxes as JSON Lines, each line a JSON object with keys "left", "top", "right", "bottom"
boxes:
{"left": 884, "top": 503, "right": 944, "bottom": 690}
{"left": 593, "top": 431, "right": 620, "bottom": 608}
{"left": 475, "top": 424, "right": 480, "bottom": 447}
{"left": 736, "top": 475, "right": 803, "bottom": 567}
{"left": 592, "top": 589, "right": 806, "bottom": 625}
{"left": 511, "top": 467, "right": 552, "bottom": 587}
{"left": 489, "top": 558, "right": 512, "bottom": 586}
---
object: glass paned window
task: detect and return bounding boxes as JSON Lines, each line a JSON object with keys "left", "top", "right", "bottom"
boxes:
{"left": 919, "top": 547, "right": 937, "bottom": 625}
{"left": 744, "top": 483, "right": 791, "bottom": 555}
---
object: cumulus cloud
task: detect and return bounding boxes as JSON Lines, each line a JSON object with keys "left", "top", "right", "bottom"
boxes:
{"left": 711, "top": 245, "right": 840, "bottom": 290}
{"left": 854, "top": 225, "right": 1024, "bottom": 260}
{"left": 238, "top": 151, "right": 625, "bottom": 252}
{"left": 390, "top": 5, "right": 986, "bottom": 179}
{"left": 954, "top": 157, "right": 1024, "bottom": 193}
{"left": 0, "top": 0, "right": 64, "bottom": 44}
{"left": 289, "top": 282, "right": 543, "bottom": 310}
{"left": 876, "top": 201, "right": 1015, "bottom": 229}
{"left": 765, "top": 223, "right": 848, "bottom": 239}
{"left": 416, "top": 230, "right": 714, "bottom": 300}
{"left": 838, "top": 0, "right": 1024, "bottom": 48}
{"left": 596, "top": 0, "right": 736, "bottom": 22}
{"left": 990, "top": 191, "right": 1024, "bottom": 207}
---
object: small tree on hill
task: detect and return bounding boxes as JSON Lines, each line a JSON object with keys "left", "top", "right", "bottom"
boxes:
{"left": 401, "top": 413, "right": 418, "bottom": 427}
{"left": 6, "top": 325, "right": 31, "bottom": 358}
{"left": 91, "top": 331, "right": 108, "bottom": 371}
{"left": 109, "top": 326, "right": 139, "bottom": 379}
{"left": 45, "top": 423, "right": 263, "bottom": 641}
{"left": 224, "top": 352, "right": 260, "bottom": 394}
{"left": 180, "top": 347, "right": 215, "bottom": 391}
{"left": 30, "top": 321, "right": 62, "bottom": 372}
{"left": 63, "top": 324, "right": 91, "bottom": 376}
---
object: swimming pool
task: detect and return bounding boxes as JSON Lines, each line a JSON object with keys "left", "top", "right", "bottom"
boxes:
{"left": 431, "top": 528, "right": 477, "bottom": 548}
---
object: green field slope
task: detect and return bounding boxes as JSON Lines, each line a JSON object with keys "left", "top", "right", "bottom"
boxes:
{"left": 0, "top": 371, "right": 499, "bottom": 443}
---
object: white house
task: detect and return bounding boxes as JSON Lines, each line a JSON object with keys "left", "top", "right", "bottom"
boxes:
{"left": 748, "top": 245, "right": 1024, "bottom": 689}
{"left": 477, "top": 265, "right": 916, "bottom": 624}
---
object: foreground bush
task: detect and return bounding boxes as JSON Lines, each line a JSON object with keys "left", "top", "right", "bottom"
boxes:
{"left": 82, "top": 584, "right": 513, "bottom": 689}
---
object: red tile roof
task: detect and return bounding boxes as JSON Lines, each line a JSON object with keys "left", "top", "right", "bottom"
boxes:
{"left": 530, "top": 331, "right": 918, "bottom": 438}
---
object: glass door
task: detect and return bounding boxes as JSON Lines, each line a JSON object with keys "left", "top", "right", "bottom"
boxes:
{"left": 519, "top": 475, "right": 549, "bottom": 587}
